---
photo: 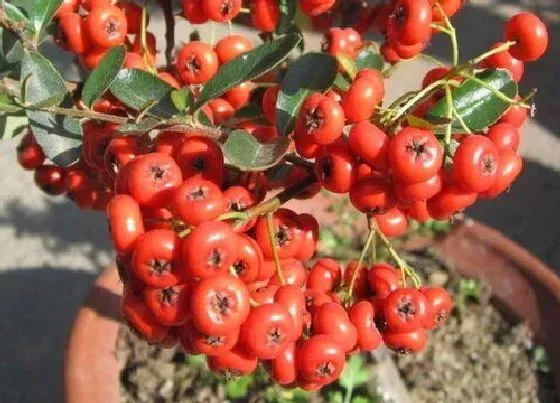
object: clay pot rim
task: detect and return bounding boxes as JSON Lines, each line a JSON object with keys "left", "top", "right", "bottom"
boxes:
{"left": 63, "top": 218, "right": 560, "bottom": 403}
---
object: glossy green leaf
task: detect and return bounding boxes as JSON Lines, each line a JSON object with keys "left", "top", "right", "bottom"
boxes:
{"left": 170, "top": 87, "right": 193, "bottom": 113}
{"left": 276, "top": 52, "right": 337, "bottom": 135}
{"left": 110, "top": 68, "right": 179, "bottom": 118}
{"left": 425, "top": 69, "right": 518, "bottom": 132}
{"left": 26, "top": 109, "right": 82, "bottom": 166}
{"left": 21, "top": 49, "right": 66, "bottom": 107}
{"left": 276, "top": 0, "right": 296, "bottom": 35}
{"left": 10, "top": 0, "right": 62, "bottom": 42}
{"left": 82, "top": 45, "right": 126, "bottom": 108}
{"left": 0, "top": 114, "right": 27, "bottom": 139}
{"left": 355, "top": 45, "right": 384, "bottom": 72}
{"left": 336, "top": 53, "right": 358, "bottom": 79}
{"left": 196, "top": 33, "right": 302, "bottom": 109}
{"left": 222, "top": 129, "right": 291, "bottom": 171}
{"left": 334, "top": 72, "right": 350, "bottom": 91}
{"left": 234, "top": 104, "right": 263, "bottom": 120}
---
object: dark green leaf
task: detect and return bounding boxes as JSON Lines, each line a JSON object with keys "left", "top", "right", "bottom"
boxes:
{"left": 0, "top": 114, "right": 27, "bottom": 139}
{"left": 26, "top": 109, "right": 82, "bottom": 166}
{"left": 110, "top": 68, "right": 180, "bottom": 118}
{"left": 10, "top": 0, "right": 62, "bottom": 42}
{"left": 222, "top": 129, "right": 291, "bottom": 171}
{"left": 225, "top": 376, "right": 252, "bottom": 399}
{"left": 425, "top": 69, "right": 518, "bottom": 132}
{"left": 82, "top": 45, "right": 126, "bottom": 108}
{"left": 355, "top": 45, "right": 384, "bottom": 72}
{"left": 334, "top": 72, "right": 350, "bottom": 91}
{"left": 276, "top": 52, "right": 337, "bottom": 135}
{"left": 276, "top": 0, "right": 296, "bottom": 35}
{"left": 21, "top": 49, "right": 66, "bottom": 107}
{"left": 339, "top": 355, "right": 369, "bottom": 390}
{"left": 170, "top": 87, "right": 193, "bottom": 113}
{"left": 195, "top": 108, "right": 214, "bottom": 127}
{"left": 234, "top": 104, "right": 264, "bottom": 120}
{"left": 0, "top": 28, "right": 23, "bottom": 64}
{"left": 196, "top": 33, "right": 302, "bottom": 109}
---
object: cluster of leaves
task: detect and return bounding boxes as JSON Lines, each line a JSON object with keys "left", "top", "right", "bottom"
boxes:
{"left": 185, "top": 352, "right": 379, "bottom": 403}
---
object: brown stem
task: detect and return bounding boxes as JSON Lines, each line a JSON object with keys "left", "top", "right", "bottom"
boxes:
{"left": 284, "top": 154, "right": 315, "bottom": 171}
{"left": 0, "top": 0, "right": 34, "bottom": 50}
{"left": 157, "top": 0, "right": 175, "bottom": 70}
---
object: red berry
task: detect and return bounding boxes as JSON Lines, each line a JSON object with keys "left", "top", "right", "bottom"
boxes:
{"left": 479, "top": 148, "right": 523, "bottom": 199}
{"left": 421, "top": 286, "right": 453, "bottom": 329}
{"left": 383, "top": 287, "right": 429, "bottom": 333}
{"left": 297, "top": 335, "right": 345, "bottom": 385}
{"left": 395, "top": 172, "right": 442, "bottom": 203}
{"left": 295, "top": 93, "right": 344, "bottom": 145}
{"left": 231, "top": 234, "right": 262, "bottom": 283}
{"left": 452, "top": 135, "right": 499, "bottom": 193}
{"left": 144, "top": 284, "right": 190, "bottom": 326}
{"left": 348, "top": 300, "right": 383, "bottom": 352}
{"left": 350, "top": 176, "right": 395, "bottom": 214}
{"left": 175, "top": 135, "right": 224, "bottom": 185}
{"left": 348, "top": 121, "right": 389, "bottom": 171}
{"left": 314, "top": 142, "right": 358, "bottom": 194}
{"left": 269, "top": 343, "right": 297, "bottom": 385}
{"left": 374, "top": 207, "right": 409, "bottom": 238}
{"left": 17, "top": 142, "right": 45, "bottom": 170}
{"left": 182, "top": 0, "right": 209, "bottom": 24}
{"left": 480, "top": 42, "right": 524, "bottom": 82}
{"left": 313, "top": 302, "right": 358, "bottom": 352}
{"left": 383, "top": 329, "right": 428, "bottom": 353}
{"left": 255, "top": 209, "right": 302, "bottom": 259}
{"left": 207, "top": 345, "right": 258, "bottom": 375}
{"left": 251, "top": 0, "right": 279, "bottom": 32}
{"left": 388, "top": 0, "right": 432, "bottom": 46}
{"left": 486, "top": 123, "right": 520, "bottom": 150}
{"left": 107, "top": 194, "right": 145, "bottom": 253}
{"left": 368, "top": 263, "right": 400, "bottom": 299}
{"left": 262, "top": 85, "right": 280, "bottom": 125}
{"left": 85, "top": 5, "right": 127, "bottom": 49}
{"left": 176, "top": 41, "right": 219, "bottom": 84}
{"left": 215, "top": 35, "right": 253, "bottom": 64}
{"left": 342, "top": 77, "right": 383, "bottom": 122}
{"left": 426, "top": 184, "right": 477, "bottom": 220}
{"left": 504, "top": 12, "right": 548, "bottom": 62}
{"left": 203, "top": 0, "right": 241, "bottom": 22}
{"left": 121, "top": 288, "right": 169, "bottom": 344}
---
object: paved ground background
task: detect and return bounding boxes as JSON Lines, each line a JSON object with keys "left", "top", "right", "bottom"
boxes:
{"left": 0, "top": 1, "right": 558, "bottom": 401}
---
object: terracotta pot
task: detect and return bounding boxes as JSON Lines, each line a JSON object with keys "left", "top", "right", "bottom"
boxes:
{"left": 63, "top": 219, "right": 560, "bottom": 403}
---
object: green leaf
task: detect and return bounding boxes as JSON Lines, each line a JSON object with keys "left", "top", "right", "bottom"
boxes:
{"left": 10, "top": 0, "right": 62, "bottom": 42}
{"left": 222, "top": 129, "right": 291, "bottom": 171}
{"left": 336, "top": 53, "right": 358, "bottom": 80}
{"left": 0, "top": 28, "right": 23, "bottom": 64}
{"left": 26, "top": 109, "right": 82, "bottom": 166}
{"left": 170, "top": 87, "right": 193, "bottom": 113}
{"left": 225, "top": 376, "right": 252, "bottom": 399}
{"left": 351, "top": 396, "right": 371, "bottom": 403}
{"left": 334, "top": 72, "right": 351, "bottom": 91}
{"left": 235, "top": 104, "right": 264, "bottom": 120}
{"left": 328, "top": 391, "right": 344, "bottom": 403}
{"left": 196, "top": 33, "right": 302, "bottom": 109}
{"left": 425, "top": 69, "right": 518, "bottom": 132}
{"left": 276, "top": 52, "right": 337, "bottom": 136}
{"left": 355, "top": 45, "right": 385, "bottom": 72}
{"left": 339, "top": 355, "right": 369, "bottom": 390}
{"left": 0, "top": 88, "right": 23, "bottom": 113}
{"left": 276, "top": 0, "right": 296, "bottom": 35}
{"left": 0, "top": 114, "right": 27, "bottom": 139}
{"left": 82, "top": 45, "right": 126, "bottom": 108}
{"left": 195, "top": 108, "right": 214, "bottom": 127}
{"left": 110, "top": 68, "right": 180, "bottom": 118}
{"left": 21, "top": 49, "right": 66, "bottom": 107}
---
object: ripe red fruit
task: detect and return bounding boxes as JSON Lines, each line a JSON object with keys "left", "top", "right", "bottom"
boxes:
{"left": 383, "top": 288, "right": 429, "bottom": 333}
{"left": 388, "top": 0, "right": 432, "bottom": 46}
{"left": 182, "top": 0, "right": 209, "bottom": 24}
{"left": 182, "top": 220, "right": 238, "bottom": 279}
{"left": 504, "top": 12, "right": 548, "bottom": 62}
{"left": 34, "top": 165, "right": 67, "bottom": 195}
{"left": 223, "top": 185, "right": 256, "bottom": 232}
{"left": 154, "top": 131, "right": 184, "bottom": 156}
{"left": 17, "top": 142, "right": 45, "bottom": 170}
{"left": 348, "top": 300, "right": 383, "bottom": 352}
{"left": 174, "top": 178, "right": 226, "bottom": 226}
{"left": 431, "top": 0, "right": 463, "bottom": 22}
{"left": 348, "top": 121, "right": 389, "bottom": 171}
{"left": 374, "top": 207, "right": 409, "bottom": 238}
{"left": 395, "top": 172, "right": 442, "bottom": 203}
{"left": 203, "top": 0, "right": 241, "bottom": 22}
{"left": 81, "top": 0, "right": 113, "bottom": 10}
{"left": 479, "top": 148, "right": 523, "bottom": 199}
{"left": 389, "top": 127, "right": 443, "bottom": 184}
{"left": 391, "top": 38, "right": 428, "bottom": 60}
{"left": 293, "top": 213, "right": 319, "bottom": 260}
{"left": 80, "top": 47, "right": 109, "bottom": 69}
{"left": 255, "top": 209, "right": 302, "bottom": 259}
{"left": 314, "top": 142, "right": 358, "bottom": 194}
{"left": 118, "top": 1, "right": 143, "bottom": 34}
{"left": 121, "top": 289, "right": 168, "bottom": 344}
{"left": 269, "top": 343, "right": 297, "bottom": 384}
{"left": 208, "top": 98, "right": 235, "bottom": 124}
{"left": 215, "top": 35, "right": 253, "bottom": 64}
{"left": 142, "top": 207, "right": 173, "bottom": 231}
{"left": 421, "top": 286, "right": 453, "bottom": 329}
{"left": 225, "top": 82, "right": 252, "bottom": 109}
{"left": 132, "top": 229, "right": 182, "bottom": 288}
{"left": 307, "top": 258, "right": 341, "bottom": 293}
{"left": 486, "top": 123, "right": 520, "bottom": 150}
{"left": 128, "top": 152, "right": 183, "bottom": 208}
{"left": 251, "top": 0, "right": 280, "bottom": 32}
{"left": 480, "top": 42, "right": 524, "bottom": 82}
{"left": 176, "top": 41, "right": 219, "bottom": 84}
{"left": 452, "top": 135, "right": 499, "bottom": 193}
{"left": 381, "top": 42, "right": 401, "bottom": 63}
{"left": 299, "top": 0, "right": 335, "bottom": 17}
{"left": 383, "top": 329, "right": 428, "bottom": 353}
{"left": 322, "top": 27, "right": 362, "bottom": 57}
{"left": 499, "top": 101, "right": 528, "bottom": 127}
{"left": 262, "top": 85, "right": 280, "bottom": 125}
{"left": 313, "top": 302, "right": 358, "bottom": 352}
{"left": 231, "top": 234, "right": 262, "bottom": 283}
{"left": 56, "top": 0, "right": 79, "bottom": 17}
{"left": 368, "top": 263, "right": 400, "bottom": 298}
{"left": 57, "top": 12, "right": 91, "bottom": 54}
{"left": 274, "top": 285, "right": 305, "bottom": 341}
{"left": 144, "top": 284, "right": 190, "bottom": 326}
{"left": 427, "top": 184, "right": 477, "bottom": 220}
{"left": 297, "top": 335, "right": 345, "bottom": 385}
{"left": 343, "top": 260, "right": 370, "bottom": 299}
{"left": 107, "top": 194, "right": 145, "bottom": 253}
{"left": 407, "top": 200, "right": 432, "bottom": 222}
{"left": 251, "top": 284, "right": 278, "bottom": 305}
{"left": 240, "top": 303, "right": 294, "bottom": 359}
{"left": 295, "top": 93, "right": 344, "bottom": 145}
{"left": 207, "top": 344, "right": 258, "bottom": 375}
{"left": 104, "top": 136, "right": 140, "bottom": 178}
{"left": 268, "top": 258, "right": 307, "bottom": 288}
{"left": 175, "top": 135, "right": 224, "bottom": 185}
{"left": 185, "top": 321, "right": 240, "bottom": 356}
{"left": 350, "top": 176, "right": 395, "bottom": 214}
{"left": 190, "top": 273, "right": 250, "bottom": 335}
{"left": 342, "top": 77, "right": 383, "bottom": 122}
{"left": 85, "top": 5, "right": 127, "bottom": 49}
{"left": 294, "top": 129, "right": 323, "bottom": 159}
{"left": 422, "top": 67, "right": 450, "bottom": 89}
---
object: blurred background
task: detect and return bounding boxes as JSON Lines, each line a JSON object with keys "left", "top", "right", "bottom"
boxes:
{"left": 0, "top": 0, "right": 558, "bottom": 401}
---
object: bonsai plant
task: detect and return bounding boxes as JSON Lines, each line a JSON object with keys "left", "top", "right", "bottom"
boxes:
{"left": 0, "top": 0, "right": 550, "bottom": 398}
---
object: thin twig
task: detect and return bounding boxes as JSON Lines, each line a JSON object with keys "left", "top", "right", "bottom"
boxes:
{"left": 157, "top": 0, "right": 175, "bottom": 69}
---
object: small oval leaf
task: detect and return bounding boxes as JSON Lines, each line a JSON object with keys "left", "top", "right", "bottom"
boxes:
{"left": 276, "top": 0, "right": 296, "bottom": 35}
{"left": 21, "top": 49, "right": 67, "bottom": 107}
{"left": 355, "top": 45, "right": 384, "bottom": 72}
{"left": 276, "top": 52, "right": 337, "bottom": 136}
{"left": 222, "top": 129, "right": 291, "bottom": 171}
{"left": 425, "top": 69, "right": 518, "bottom": 132}
{"left": 196, "top": 33, "right": 302, "bottom": 109}
{"left": 335, "top": 53, "right": 357, "bottom": 79}
{"left": 170, "top": 87, "right": 193, "bottom": 113}
{"left": 110, "top": 68, "right": 180, "bottom": 118}
{"left": 11, "top": 0, "right": 62, "bottom": 42}
{"left": 82, "top": 45, "right": 126, "bottom": 108}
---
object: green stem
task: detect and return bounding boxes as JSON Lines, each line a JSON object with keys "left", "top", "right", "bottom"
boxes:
{"left": 26, "top": 104, "right": 129, "bottom": 123}
{"left": 458, "top": 72, "right": 531, "bottom": 108}
{"left": 348, "top": 226, "right": 375, "bottom": 298}
{"left": 471, "top": 41, "right": 516, "bottom": 65}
